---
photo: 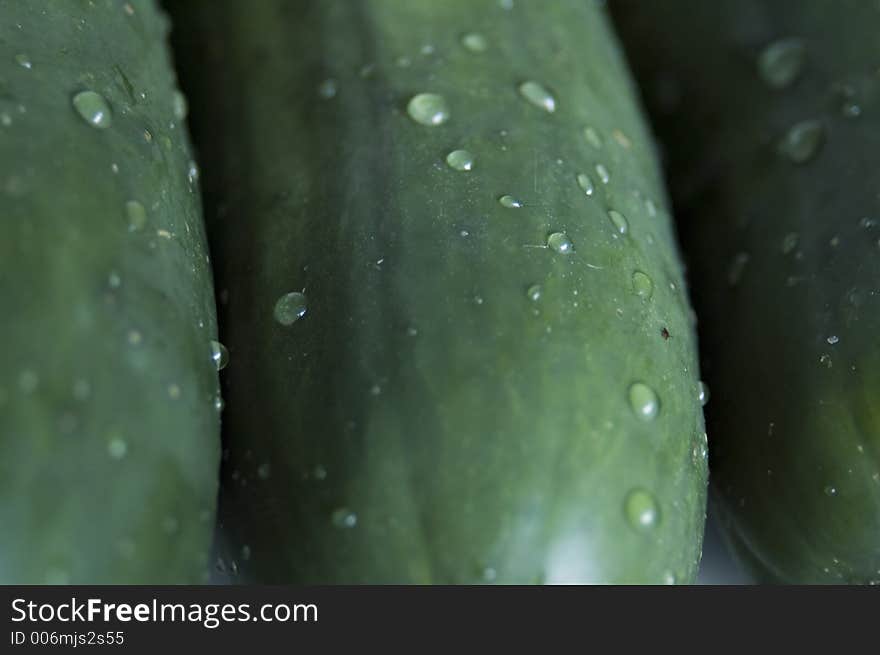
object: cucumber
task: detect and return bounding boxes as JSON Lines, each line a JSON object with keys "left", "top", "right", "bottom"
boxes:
{"left": 0, "top": 0, "right": 220, "bottom": 583}
{"left": 171, "top": 0, "right": 707, "bottom": 584}
{"left": 613, "top": 0, "right": 880, "bottom": 583}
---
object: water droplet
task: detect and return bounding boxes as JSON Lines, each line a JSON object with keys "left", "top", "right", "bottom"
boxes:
{"left": 187, "top": 160, "right": 200, "bottom": 184}
{"left": 632, "top": 270, "right": 653, "bottom": 299}
{"left": 498, "top": 194, "right": 522, "bottom": 208}
{"left": 727, "top": 252, "right": 750, "bottom": 286}
{"left": 583, "top": 126, "right": 603, "bottom": 148}
{"left": 72, "top": 379, "right": 91, "bottom": 400}
{"left": 499, "top": 0, "right": 514, "bottom": 9}
{"left": 162, "top": 516, "right": 179, "bottom": 534}
{"left": 18, "top": 369, "right": 38, "bottom": 393}
{"left": 127, "top": 329, "right": 142, "bottom": 346}
{"left": 778, "top": 120, "right": 824, "bottom": 164}
{"left": 663, "top": 571, "right": 677, "bottom": 585}
{"left": 612, "top": 129, "right": 632, "bottom": 149}
{"left": 257, "top": 462, "right": 271, "bottom": 480}
{"left": 318, "top": 78, "right": 338, "bottom": 99}
{"left": 518, "top": 80, "right": 556, "bottom": 112}
{"left": 824, "top": 485, "right": 838, "bottom": 497}
{"left": 608, "top": 209, "right": 628, "bottom": 235}
{"left": 781, "top": 232, "right": 799, "bottom": 254}
{"left": 628, "top": 382, "right": 659, "bottom": 421}
{"left": 172, "top": 90, "right": 188, "bottom": 120}
{"left": 72, "top": 90, "right": 112, "bottom": 128}
{"left": 167, "top": 383, "right": 181, "bottom": 399}
{"left": 313, "top": 465, "right": 328, "bottom": 480}
{"left": 461, "top": 32, "right": 488, "bottom": 53}
{"left": 0, "top": 113, "right": 11, "bottom": 127}
{"left": 526, "top": 284, "right": 542, "bottom": 302}
{"left": 757, "top": 38, "right": 805, "bottom": 89}
{"left": 625, "top": 488, "right": 660, "bottom": 530}
{"left": 274, "top": 291, "right": 308, "bottom": 325}
{"left": 241, "top": 545, "right": 252, "bottom": 561}
{"left": 406, "top": 93, "right": 450, "bottom": 126}
{"left": 482, "top": 567, "right": 498, "bottom": 582}
{"left": 576, "top": 172, "right": 594, "bottom": 196}
{"left": 446, "top": 149, "right": 475, "bottom": 171}
{"left": 826, "top": 335, "right": 839, "bottom": 345}
{"left": 595, "top": 163, "right": 610, "bottom": 184}
{"left": 108, "top": 437, "right": 128, "bottom": 459}
{"left": 125, "top": 200, "right": 147, "bottom": 231}
{"left": 547, "top": 232, "right": 573, "bottom": 254}
{"left": 213, "top": 395, "right": 225, "bottom": 412}
{"left": 698, "top": 381, "right": 710, "bottom": 406}
{"left": 331, "top": 507, "right": 358, "bottom": 528}
{"left": 14, "top": 53, "right": 32, "bottom": 70}
{"left": 692, "top": 432, "right": 709, "bottom": 466}
{"left": 210, "top": 340, "right": 229, "bottom": 371}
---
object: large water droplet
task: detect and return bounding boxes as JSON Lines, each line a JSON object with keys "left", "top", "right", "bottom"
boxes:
{"left": 274, "top": 291, "right": 308, "bottom": 325}
{"left": 498, "top": 194, "right": 522, "bottom": 208}
{"left": 331, "top": 507, "right": 358, "bottom": 528}
{"left": 576, "top": 172, "right": 595, "bottom": 196}
{"left": 518, "top": 81, "right": 556, "bottom": 113}
{"left": 632, "top": 271, "right": 653, "bottom": 299}
{"left": 778, "top": 120, "right": 824, "bottom": 164}
{"left": 608, "top": 210, "right": 628, "bottom": 235}
{"left": 628, "top": 382, "right": 659, "bottom": 421}
{"left": 547, "top": 232, "right": 573, "bottom": 254}
{"left": 625, "top": 488, "right": 660, "bottom": 530}
{"left": 446, "top": 149, "right": 475, "bottom": 171}
{"left": 757, "top": 38, "right": 805, "bottom": 89}
{"left": 406, "top": 93, "right": 450, "bottom": 126}
{"left": 210, "top": 340, "right": 229, "bottom": 371}
{"left": 461, "top": 32, "right": 488, "bottom": 53}
{"left": 125, "top": 200, "right": 147, "bottom": 231}
{"left": 72, "top": 90, "right": 112, "bottom": 128}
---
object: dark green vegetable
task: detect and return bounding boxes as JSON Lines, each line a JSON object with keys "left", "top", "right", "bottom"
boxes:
{"left": 0, "top": 0, "right": 220, "bottom": 583}
{"left": 613, "top": 0, "right": 880, "bottom": 583}
{"left": 172, "top": 0, "right": 707, "bottom": 584}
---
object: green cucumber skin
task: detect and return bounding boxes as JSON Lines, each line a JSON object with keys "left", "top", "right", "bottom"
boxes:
{"left": 613, "top": 0, "right": 880, "bottom": 583}
{"left": 0, "top": 0, "right": 220, "bottom": 583}
{"left": 173, "top": 0, "right": 707, "bottom": 584}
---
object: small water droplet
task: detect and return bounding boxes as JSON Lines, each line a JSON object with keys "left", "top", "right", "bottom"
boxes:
{"left": 446, "top": 149, "right": 475, "bottom": 171}
{"left": 692, "top": 432, "right": 709, "bottom": 466}
{"left": 167, "top": 383, "right": 181, "bottom": 399}
{"left": 526, "top": 284, "right": 542, "bottom": 301}
{"left": 125, "top": 200, "right": 147, "bottom": 231}
{"left": 482, "top": 567, "right": 498, "bottom": 582}
{"left": 213, "top": 395, "right": 225, "bottom": 412}
{"left": 406, "top": 93, "right": 450, "bottom": 126}
{"left": 187, "top": 160, "right": 200, "bottom": 184}
{"left": 72, "top": 90, "right": 112, "bottom": 128}
{"left": 576, "top": 172, "right": 594, "bottom": 196}
{"left": 274, "top": 291, "right": 308, "bottom": 325}
{"left": 781, "top": 232, "right": 799, "bottom": 254}
{"left": 608, "top": 209, "right": 628, "bottom": 235}
{"left": 162, "top": 515, "right": 179, "bottom": 534}
{"left": 632, "top": 270, "right": 653, "bottom": 299}
{"left": 727, "top": 252, "right": 750, "bottom": 286}
{"left": 595, "top": 163, "right": 610, "bottom": 184}
{"left": 757, "top": 38, "right": 806, "bottom": 89}
{"left": 172, "top": 90, "right": 188, "bottom": 120}
{"left": 210, "top": 340, "right": 229, "bottom": 371}
{"left": 698, "top": 381, "right": 710, "bottom": 406}
{"left": 778, "top": 120, "right": 824, "bottom": 164}
{"left": 241, "top": 545, "right": 252, "bottom": 561}
{"left": 583, "top": 126, "right": 603, "bottom": 148}
{"left": 499, "top": 194, "right": 522, "bottom": 208}
{"left": 18, "top": 369, "right": 38, "bottom": 393}
{"left": 625, "top": 488, "right": 660, "bottom": 530}
{"left": 663, "top": 571, "right": 677, "bottom": 585}
{"left": 108, "top": 437, "right": 128, "bottom": 459}
{"left": 547, "top": 232, "right": 573, "bottom": 254}
{"left": 72, "top": 378, "right": 91, "bottom": 400}
{"left": 518, "top": 81, "right": 556, "bottom": 112}
{"left": 628, "top": 382, "right": 659, "bottom": 421}
{"left": 612, "top": 129, "right": 632, "bottom": 149}
{"left": 14, "top": 53, "right": 32, "bottom": 69}
{"left": 318, "top": 78, "right": 338, "bottom": 99}
{"left": 331, "top": 507, "right": 358, "bottom": 528}
{"left": 826, "top": 335, "right": 839, "bottom": 345}
{"left": 257, "top": 462, "right": 271, "bottom": 480}
{"left": 824, "top": 485, "right": 838, "bottom": 497}
{"left": 461, "top": 32, "right": 488, "bottom": 53}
